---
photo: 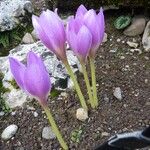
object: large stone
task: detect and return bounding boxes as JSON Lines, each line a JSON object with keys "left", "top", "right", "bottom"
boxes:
{"left": 22, "top": 33, "right": 35, "bottom": 44}
{"left": 0, "top": 41, "right": 79, "bottom": 108}
{"left": 123, "top": 17, "right": 146, "bottom": 36}
{"left": 1, "top": 124, "right": 18, "bottom": 140}
{"left": 42, "top": 126, "right": 56, "bottom": 140}
{"left": 0, "top": 0, "right": 33, "bottom": 32}
{"left": 142, "top": 21, "right": 150, "bottom": 52}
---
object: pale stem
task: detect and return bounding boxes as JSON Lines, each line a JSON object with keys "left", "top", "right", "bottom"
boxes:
{"left": 64, "top": 61, "right": 88, "bottom": 110}
{"left": 89, "top": 57, "right": 98, "bottom": 107}
{"left": 81, "top": 63, "right": 95, "bottom": 108}
{"left": 43, "top": 105, "right": 68, "bottom": 150}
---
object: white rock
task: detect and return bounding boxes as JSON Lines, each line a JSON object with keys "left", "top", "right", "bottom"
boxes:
{"left": 42, "top": 126, "right": 56, "bottom": 140}
{"left": 0, "top": 41, "right": 80, "bottom": 108}
{"left": 117, "top": 38, "right": 121, "bottom": 42}
{"left": 127, "top": 41, "right": 138, "bottom": 48}
{"left": 142, "top": 21, "right": 150, "bottom": 51}
{"left": 130, "top": 49, "right": 142, "bottom": 54}
{"left": 113, "top": 87, "right": 122, "bottom": 100}
{"left": 1, "top": 124, "right": 18, "bottom": 140}
{"left": 2, "top": 89, "right": 28, "bottom": 108}
{"left": 33, "top": 111, "right": 38, "bottom": 117}
{"left": 0, "top": 0, "right": 33, "bottom": 31}
{"left": 22, "top": 33, "right": 34, "bottom": 44}
{"left": 0, "top": 111, "right": 5, "bottom": 116}
{"left": 102, "top": 33, "right": 108, "bottom": 43}
{"left": 76, "top": 108, "right": 88, "bottom": 121}
{"left": 124, "top": 17, "right": 146, "bottom": 36}
{"left": 31, "top": 29, "right": 39, "bottom": 41}
{"left": 101, "top": 132, "right": 110, "bottom": 137}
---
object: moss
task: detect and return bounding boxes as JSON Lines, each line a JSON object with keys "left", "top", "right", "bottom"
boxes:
{"left": 0, "top": 24, "right": 33, "bottom": 57}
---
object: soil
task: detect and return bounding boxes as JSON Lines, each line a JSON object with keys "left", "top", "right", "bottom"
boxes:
{"left": 0, "top": 8, "right": 150, "bottom": 150}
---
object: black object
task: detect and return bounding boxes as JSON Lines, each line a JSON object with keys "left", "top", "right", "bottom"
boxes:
{"left": 95, "top": 126, "right": 150, "bottom": 150}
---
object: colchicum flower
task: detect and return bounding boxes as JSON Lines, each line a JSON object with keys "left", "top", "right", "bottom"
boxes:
{"left": 67, "top": 4, "right": 105, "bottom": 108}
{"left": 9, "top": 51, "right": 68, "bottom": 149}
{"left": 32, "top": 10, "right": 67, "bottom": 62}
{"left": 32, "top": 9, "right": 88, "bottom": 110}
{"left": 75, "top": 4, "right": 105, "bottom": 58}
{"left": 9, "top": 51, "right": 51, "bottom": 106}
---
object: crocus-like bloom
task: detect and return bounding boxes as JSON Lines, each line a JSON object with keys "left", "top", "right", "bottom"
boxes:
{"left": 68, "top": 4, "right": 105, "bottom": 59}
{"left": 66, "top": 16, "right": 92, "bottom": 63}
{"left": 9, "top": 51, "right": 51, "bottom": 106}
{"left": 32, "top": 10, "right": 67, "bottom": 62}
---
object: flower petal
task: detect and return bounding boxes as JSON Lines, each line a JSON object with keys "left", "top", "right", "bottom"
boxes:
{"left": 76, "top": 4, "right": 87, "bottom": 17}
{"left": 24, "top": 52, "right": 51, "bottom": 103}
{"left": 83, "top": 9, "right": 100, "bottom": 49}
{"left": 76, "top": 25, "right": 92, "bottom": 62}
{"left": 32, "top": 15, "right": 54, "bottom": 51}
{"left": 97, "top": 7, "right": 105, "bottom": 44}
{"left": 9, "top": 57, "right": 26, "bottom": 90}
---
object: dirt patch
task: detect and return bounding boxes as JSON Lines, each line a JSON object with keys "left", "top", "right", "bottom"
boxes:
{"left": 0, "top": 11, "right": 150, "bottom": 150}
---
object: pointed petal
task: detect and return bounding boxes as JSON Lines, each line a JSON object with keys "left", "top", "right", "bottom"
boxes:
{"left": 97, "top": 7, "right": 105, "bottom": 43}
{"left": 77, "top": 25, "right": 92, "bottom": 62}
{"left": 9, "top": 57, "right": 26, "bottom": 90}
{"left": 76, "top": 4, "right": 87, "bottom": 17}
{"left": 24, "top": 52, "right": 51, "bottom": 102}
{"left": 32, "top": 15, "right": 54, "bottom": 51}
{"left": 84, "top": 9, "right": 100, "bottom": 49}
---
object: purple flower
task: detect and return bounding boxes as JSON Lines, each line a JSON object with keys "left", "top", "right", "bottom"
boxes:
{"left": 9, "top": 51, "right": 51, "bottom": 106}
{"left": 68, "top": 4, "right": 105, "bottom": 59}
{"left": 66, "top": 17, "right": 92, "bottom": 63}
{"left": 32, "top": 10, "right": 67, "bottom": 62}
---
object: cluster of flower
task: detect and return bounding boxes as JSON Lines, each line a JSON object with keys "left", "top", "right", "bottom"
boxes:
{"left": 9, "top": 5, "right": 105, "bottom": 149}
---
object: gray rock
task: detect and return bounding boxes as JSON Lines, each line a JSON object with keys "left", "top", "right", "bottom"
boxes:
{"left": 0, "top": 0, "right": 33, "bottom": 32}
{"left": 22, "top": 33, "right": 34, "bottom": 44}
{"left": 0, "top": 41, "right": 80, "bottom": 108}
{"left": 113, "top": 87, "right": 122, "bottom": 100}
{"left": 124, "top": 17, "right": 146, "bottom": 36}
{"left": 42, "top": 126, "right": 56, "bottom": 140}
{"left": 1, "top": 124, "right": 18, "bottom": 140}
{"left": 142, "top": 21, "right": 150, "bottom": 51}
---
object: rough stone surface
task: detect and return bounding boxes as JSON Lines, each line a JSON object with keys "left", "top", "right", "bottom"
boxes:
{"left": 76, "top": 108, "right": 88, "bottom": 121}
{"left": 2, "top": 89, "right": 29, "bottom": 108}
{"left": 22, "top": 33, "right": 34, "bottom": 44}
{"left": 0, "top": 0, "right": 33, "bottom": 31}
{"left": 113, "top": 87, "right": 122, "bottom": 100}
{"left": 1, "top": 124, "right": 18, "bottom": 140}
{"left": 0, "top": 41, "right": 79, "bottom": 108}
{"left": 42, "top": 126, "right": 56, "bottom": 140}
{"left": 142, "top": 21, "right": 150, "bottom": 51}
{"left": 123, "top": 17, "right": 146, "bottom": 36}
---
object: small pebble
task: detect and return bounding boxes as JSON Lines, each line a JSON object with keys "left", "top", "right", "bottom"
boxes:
{"left": 1, "top": 124, "right": 18, "bottom": 140}
{"left": 101, "top": 132, "right": 110, "bottom": 137}
{"left": 11, "top": 111, "right": 16, "bottom": 116}
{"left": 33, "top": 111, "right": 38, "bottom": 117}
{"left": 117, "top": 38, "right": 121, "bottom": 42}
{"left": 113, "top": 87, "right": 122, "bottom": 100}
{"left": 42, "top": 127, "right": 56, "bottom": 140}
{"left": 76, "top": 108, "right": 88, "bottom": 121}
{"left": 0, "top": 111, "right": 4, "bottom": 116}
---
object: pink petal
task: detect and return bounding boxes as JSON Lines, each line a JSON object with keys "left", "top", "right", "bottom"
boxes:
{"left": 76, "top": 25, "right": 92, "bottom": 62}
{"left": 9, "top": 57, "right": 26, "bottom": 90}
{"left": 76, "top": 4, "right": 87, "bottom": 17}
